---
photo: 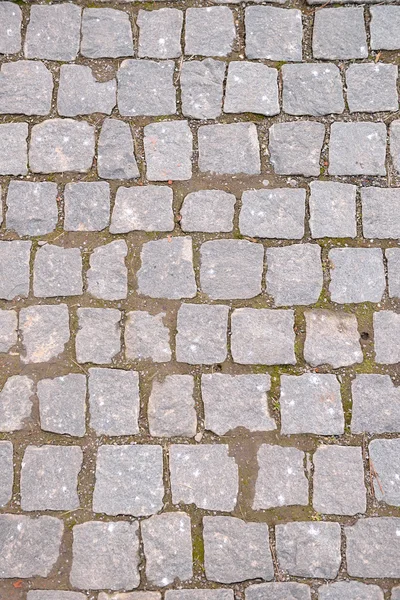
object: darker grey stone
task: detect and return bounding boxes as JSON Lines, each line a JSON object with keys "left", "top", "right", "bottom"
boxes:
{"left": 370, "top": 6, "right": 400, "bottom": 50}
{"left": 34, "top": 245, "right": 83, "bottom": 297}
{"left": 329, "top": 122, "right": 387, "bottom": 176}
{"left": 98, "top": 119, "right": 139, "bottom": 180}
{"left": 0, "top": 2, "right": 21, "bottom": 54}
{"left": 38, "top": 374, "right": 86, "bottom": 438}
{"left": 64, "top": 182, "right": 110, "bottom": 231}
{"left": 81, "top": 8, "right": 134, "bottom": 58}
{"left": 20, "top": 304, "right": 70, "bottom": 364}
{"left": 362, "top": 187, "right": 400, "bottom": 238}
{"left": 175, "top": 304, "right": 229, "bottom": 365}
{"left": 0, "top": 240, "right": 31, "bottom": 299}
{"left": 224, "top": 61, "right": 279, "bottom": 116}
{"left": 0, "top": 376, "right": 34, "bottom": 432}
{"left": 346, "top": 518, "right": 400, "bottom": 578}
{"left": 76, "top": 308, "right": 121, "bottom": 364}
{"left": 282, "top": 63, "right": 344, "bottom": 116}
{"left": 138, "top": 8, "right": 183, "bottom": 59}
{"left": 110, "top": 186, "right": 173, "bottom": 233}
{"left": 346, "top": 63, "right": 398, "bottom": 113}
{"left": 245, "top": 6, "right": 302, "bottom": 61}
{"left": 313, "top": 8, "right": 367, "bottom": 59}
{"left": 319, "top": 582, "right": 383, "bottom": 600}
{"left": 198, "top": 123, "right": 260, "bottom": 175}
{"left": 6, "top": 181, "right": 58, "bottom": 236}
{"left": 25, "top": 4, "right": 81, "bottom": 61}
{"left": 0, "top": 60, "right": 53, "bottom": 115}
{"left": 181, "top": 59, "right": 225, "bottom": 120}
{"left": 87, "top": 240, "right": 128, "bottom": 300}
{"left": 0, "top": 122, "right": 27, "bottom": 175}
{"left": 329, "top": 248, "right": 385, "bottom": 303}
{"left": 118, "top": 60, "right": 176, "bottom": 116}
{"left": 246, "top": 583, "right": 311, "bottom": 600}
{"left": 185, "top": 7, "right": 235, "bottom": 57}
{"left": 269, "top": 121, "right": 325, "bottom": 176}
{"left": 309, "top": 181, "right": 357, "bottom": 238}
{"left": 58, "top": 65, "right": 116, "bottom": 117}
{"left": 351, "top": 374, "right": 400, "bottom": 433}
{"left": 144, "top": 121, "right": 192, "bottom": 181}
{"left": 148, "top": 375, "right": 196, "bottom": 437}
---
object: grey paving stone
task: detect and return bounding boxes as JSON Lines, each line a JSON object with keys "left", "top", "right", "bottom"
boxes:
{"left": 319, "top": 582, "right": 383, "bottom": 600}
{"left": 64, "top": 181, "right": 110, "bottom": 231}
{"left": 0, "top": 60, "right": 53, "bottom": 115}
{"left": 148, "top": 375, "right": 196, "bottom": 437}
{"left": 138, "top": 8, "right": 183, "bottom": 58}
{"left": 374, "top": 311, "right": 400, "bottom": 364}
{"left": 0, "top": 442, "right": 13, "bottom": 507}
{"left": 231, "top": 308, "right": 295, "bottom": 365}
{"left": 198, "top": 123, "right": 260, "bottom": 175}
{"left": 93, "top": 445, "right": 164, "bottom": 516}
{"left": 118, "top": 60, "right": 175, "bottom": 117}
{"left": 58, "top": 65, "right": 116, "bottom": 117}
{"left": 304, "top": 309, "right": 363, "bottom": 368}
{"left": 21, "top": 445, "right": 82, "bottom": 511}
{"left": 392, "top": 588, "right": 400, "bottom": 600}
{"left": 138, "top": 237, "right": 196, "bottom": 299}
{"left": 391, "top": 120, "right": 400, "bottom": 174}
{"left": 329, "top": 248, "right": 385, "bottom": 304}
{"left": 346, "top": 518, "right": 400, "bottom": 578}
{"left": 387, "top": 248, "right": 400, "bottom": 298}
{"left": 20, "top": 304, "right": 70, "bottom": 364}
{"left": 246, "top": 583, "right": 311, "bottom": 600}
{"left": 167, "top": 592, "right": 232, "bottom": 600}
{"left": 245, "top": 7, "right": 302, "bottom": 61}
{"left": 34, "top": 245, "right": 82, "bottom": 298}
{"left": 202, "top": 373, "right": 275, "bottom": 436}
{"left": 89, "top": 368, "right": 139, "bottom": 436}
{"left": 309, "top": 181, "right": 357, "bottom": 238}
{"left": 6, "top": 181, "right": 58, "bottom": 236}
{"left": 71, "top": 521, "right": 139, "bottom": 590}
{"left": 362, "top": 187, "right": 400, "bottom": 238}
{"left": 0, "top": 2, "right": 21, "bottom": 54}
{"left": 181, "top": 59, "right": 225, "bottom": 120}
{"left": 125, "top": 311, "right": 171, "bottom": 363}
{"left": 28, "top": 593, "right": 87, "bottom": 600}
{"left": 30, "top": 119, "right": 95, "bottom": 174}
{"left": 351, "top": 374, "right": 400, "bottom": 433}
{"left": 25, "top": 4, "right": 81, "bottom": 61}
{"left": 200, "top": 239, "right": 264, "bottom": 300}
{"left": 180, "top": 190, "right": 235, "bottom": 233}
{"left": 347, "top": 63, "right": 398, "bottom": 113}
{"left": 0, "top": 122, "right": 28, "bottom": 175}
{"left": 204, "top": 516, "right": 273, "bottom": 583}
{"left": 313, "top": 445, "right": 366, "bottom": 515}
{"left": 142, "top": 512, "right": 193, "bottom": 586}
{"left": 0, "top": 240, "right": 30, "bottom": 300}
{"left": 0, "top": 310, "right": 17, "bottom": 353}
{"left": 269, "top": 121, "right": 325, "bottom": 176}
{"left": 175, "top": 304, "right": 228, "bottom": 365}
{"left": 370, "top": 6, "right": 400, "bottom": 50}
{"left": 253, "top": 444, "right": 308, "bottom": 509}
{"left": 87, "top": 240, "right": 127, "bottom": 300}
{"left": 38, "top": 374, "right": 86, "bottom": 438}
{"left": 0, "top": 376, "right": 34, "bottom": 432}
{"left": 111, "top": 186, "right": 173, "bottom": 233}
{"left": 369, "top": 439, "right": 400, "bottom": 506}
{"left": 98, "top": 119, "right": 139, "bottom": 180}
{"left": 313, "top": 8, "right": 367, "bottom": 59}
{"left": 224, "top": 61, "right": 279, "bottom": 116}
{"left": 76, "top": 308, "right": 121, "bottom": 365}
{"left": 185, "top": 7, "right": 235, "bottom": 57}
{"left": 266, "top": 244, "right": 323, "bottom": 306}
{"left": 170, "top": 444, "right": 238, "bottom": 511}
{"left": 99, "top": 595, "right": 160, "bottom": 600}
{"left": 239, "top": 188, "right": 306, "bottom": 239}
{"left": 81, "top": 8, "right": 133, "bottom": 58}
{"left": 144, "top": 121, "right": 192, "bottom": 181}
{"left": 276, "top": 521, "right": 341, "bottom": 578}
{"left": 0, "top": 514, "right": 63, "bottom": 578}
{"left": 280, "top": 373, "right": 344, "bottom": 435}
{"left": 329, "top": 122, "right": 387, "bottom": 176}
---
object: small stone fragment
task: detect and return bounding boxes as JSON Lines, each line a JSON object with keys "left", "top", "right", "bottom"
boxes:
{"left": 0, "top": 376, "right": 34, "bottom": 432}
{"left": 20, "top": 304, "right": 70, "bottom": 364}
{"left": 87, "top": 240, "right": 128, "bottom": 300}
{"left": 369, "top": 439, "right": 400, "bottom": 506}
{"left": 181, "top": 59, "right": 225, "bottom": 120}
{"left": 329, "top": 248, "right": 385, "bottom": 303}
{"left": 198, "top": 123, "right": 260, "bottom": 175}
{"left": 313, "top": 8, "right": 367, "bottom": 59}
{"left": 25, "top": 4, "right": 81, "bottom": 61}
{"left": 144, "top": 120, "right": 192, "bottom": 181}
{"left": 175, "top": 304, "right": 229, "bottom": 365}
{"left": 148, "top": 375, "right": 196, "bottom": 437}
{"left": 0, "top": 60, "right": 53, "bottom": 115}
{"left": 125, "top": 311, "right": 171, "bottom": 363}
{"left": 38, "top": 374, "right": 86, "bottom": 438}
{"left": 269, "top": 121, "right": 325, "bottom": 176}
{"left": 0, "top": 2, "right": 21, "bottom": 54}
{"left": 81, "top": 8, "right": 134, "bottom": 58}
{"left": 374, "top": 311, "right": 400, "bottom": 364}
{"left": 185, "top": 7, "right": 235, "bottom": 57}
{"left": 309, "top": 181, "right": 357, "bottom": 238}
{"left": 6, "top": 181, "right": 58, "bottom": 236}
{"left": 58, "top": 65, "right": 116, "bottom": 117}
{"left": 351, "top": 374, "right": 400, "bottom": 434}
{"left": 0, "top": 310, "right": 17, "bottom": 353}
{"left": 0, "top": 122, "right": 28, "bottom": 175}
{"left": 319, "top": 582, "right": 384, "bottom": 600}
{"left": 282, "top": 63, "right": 344, "bottom": 116}
{"left": 64, "top": 181, "right": 110, "bottom": 231}
{"left": 329, "top": 122, "right": 387, "bottom": 176}
{"left": 245, "top": 6, "right": 302, "bottom": 61}
{"left": 370, "top": 6, "right": 400, "bottom": 50}
{"left": 346, "top": 63, "right": 398, "bottom": 113}
{"left": 110, "top": 186, "right": 173, "bottom": 233}
{"left": 346, "top": 518, "right": 400, "bottom": 578}
{"left": 0, "top": 240, "right": 31, "bottom": 300}
{"left": 0, "top": 442, "right": 13, "bottom": 507}
{"left": 180, "top": 190, "right": 235, "bottom": 233}
{"left": 246, "top": 583, "right": 311, "bottom": 600}
{"left": 34, "top": 245, "right": 83, "bottom": 297}
{"left": 98, "top": 119, "right": 139, "bottom": 179}
{"left": 138, "top": 8, "right": 183, "bottom": 58}
{"left": 76, "top": 308, "right": 121, "bottom": 365}
{"left": 362, "top": 187, "right": 400, "bottom": 238}
{"left": 118, "top": 60, "right": 176, "bottom": 116}
{"left": 224, "top": 61, "right": 279, "bottom": 116}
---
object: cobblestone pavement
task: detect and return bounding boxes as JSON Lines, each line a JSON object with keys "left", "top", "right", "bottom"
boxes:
{"left": 1, "top": 0, "right": 400, "bottom": 598}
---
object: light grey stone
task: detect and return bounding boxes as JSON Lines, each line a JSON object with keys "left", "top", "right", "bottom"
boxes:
{"left": 239, "top": 188, "right": 306, "bottom": 239}
{"left": 313, "top": 8, "right": 367, "bottom": 59}
{"left": 118, "top": 60, "right": 175, "bottom": 116}
{"left": 64, "top": 181, "right": 110, "bottom": 231}
{"left": 369, "top": 439, "right": 400, "bottom": 506}
{"left": 25, "top": 4, "right": 81, "bottom": 60}
{"left": 0, "top": 122, "right": 27, "bottom": 175}
{"left": 76, "top": 308, "right": 121, "bottom": 365}
{"left": 0, "top": 442, "right": 13, "bottom": 507}
{"left": 202, "top": 374, "right": 275, "bottom": 436}
{"left": 21, "top": 445, "right": 82, "bottom": 511}
{"left": 392, "top": 588, "right": 400, "bottom": 600}
{"left": 0, "top": 60, "right": 53, "bottom": 115}
{"left": 245, "top": 6, "right": 302, "bottom": 61}
{"left": 363, "top": 187, "right": 400, "bottom": 238}
{"left": 329, "top": 248, "right": 385, "bottom": 303}
{"left": 224, "top": 61, "right": 279, "bottom": 116}
{"left": 93, "top": 445, "right": 164, "bottom": 516}
{"left": 111, "top": 186, "right": 173, "bottom": 233}
{"left": 329, "top": 122, "right": 387, "bottom": 176}
{"left": 269, "top": 121, "right": 325, "bottom": 176}
{"left": 387, "top": 248, "right": 400, "bottom": 298}
{"left": 0, "top": 376, "right": 34, "bottom": 432}
{"left": 167, "top": 592, "right": 232, "bottom": 600}
{"left": 138, "top": 8, "right": 183, "bottom": 59}
{"left": 28, "top": 593, "right": 86, "bottom": 600}
{"left": 276, "top": 521, "right": 341, "bottom": 578}
{"left": 351, "top": 374, "right": 400, "bottom": 433}
{"left": 34, "top": 245, "right": 82, "bottom": 297}
{"left": 99, "top": 595, "right": 160, "bottom": 600}
{"left": 370, "top": 6, "right": 400, "bottom": 50}
{"left": 144, "top": 120, "right": 192, "bottom": 181}
{"left": 58, "top": 65, "right": 116, "bottom": 117}
{"left": 0, "top": 240, "right": 30, "bottom": 299}
{"left": 176, "top": 304, "right": 229, "bottom": 365}
{"left": 20, "top": 304, "right": 70, "bottom": 364}
{"left": 89, "top": 368, "right": 139, "bottom": 436}
{"left": 346, "top": 518, "right": 400, "bottom": 578}
{"left": 304, "top": 309, "right": 363, "bottom": 368}
{"left": 0, "top": 515, "right": 63, "bottom": 578}
{"left": 0, "top": 2, "right": 21, "bottom": 54}
{"left": 30, "top": 119, "right": 95, "bottom": 174}
{"left": 231, "top": 308, "right": 295, "bottom": 365}
{"left": 0, "top": 310, "right": 17, "bottom": 353}
{"left": 38, "top": 374, "right": 86, "bottom": 438}
{"left": 200, "top": 239, "right": 264, "bottom": 300}
{"left": 319, "top": 582, "right": 384, "bottom": 600}
{"left": 148, "top": 375, "right": 196, "bottom": 437}
{"left": 282, "top": 63, "right": 344, "bottom": 116}
{"left": 204, "top": 516, "right": 273, "bottom": 583}
{"left": 347, "top": 63, "right": 398, "bottom": 113}
{"left": 181, "top": 59, "right": 225, "bottom": 119}
{"left": 253, "top": 445, "right": 308, "bottom": 509}
{"left": 98, "top": 119, "right": 139, "bottom": 180}
{"left": 313, "top": 445, "right": 366, "bottom": 515}
{"left": 180, "top": 190, "right": 235, "bottom": 233}
{"left": 142, "top": 512, "right": 193, "bottom": 586}
{"left": 71, "top": 521, "right": 139, "bottom": 590}
{"left": 391, "top": 120, "right": 400, "bottom": 174}
{"left": 246, "top": 583, "right": 311, "bottom": 600}
{"left": 81, "top": 8, "right": 134, "bottom": 58}
{"left": 374, "top": 311, "right": 400, "bottom": 364}
{"left": 170, "top": 444, "right": 238, "bottom": 511}
{"left": 125, "top": 311, "right": 171, "bottom": 363}
{"left": 198, "top": 123, "right": 260, "bottom": 175}
{"left": 185, "top": 7, "right": 235, "bottom": 57}
{"left": 6, "top": 181, "right": 58, "bottom": 236}
{"left": 309, "top": 181, "right": 357, "bottom": 238}
{"left": 138, "top": 237, "right": 196, "bottom": 299}
{"left": 87, "top": 240, "right": 127, "bottom": 300}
